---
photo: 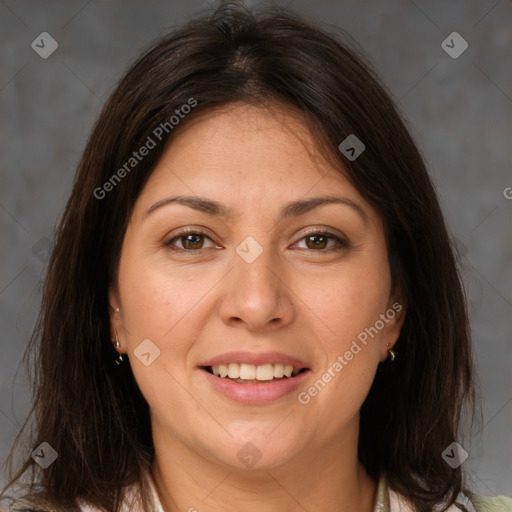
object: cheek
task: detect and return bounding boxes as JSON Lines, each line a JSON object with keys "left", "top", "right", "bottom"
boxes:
{"left": 310, "top": 259, "right": 392, "bottom": 350}
{"left": 118, "top": 249, "right": 211, "bottom": 342}
{"left": 116, "top": 246, "right": 223, "bottom": 403}
{"left": 304, "top": 292, "right": 385, "bottom": 433}
{"left": 300, "top": 253, "right": 390, "bottom": 413}
{"left": 116, "top": 255, "right": 202, "bottom": 419}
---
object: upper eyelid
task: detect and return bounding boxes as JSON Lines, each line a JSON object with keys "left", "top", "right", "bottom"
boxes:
{"left": 163, "top": 226, "right": 217, "bottom": 244}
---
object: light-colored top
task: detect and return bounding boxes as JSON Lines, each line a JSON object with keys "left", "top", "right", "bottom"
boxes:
{"left": 76, "top": 472, "right": 475, "bottom": 511}
{"left": 4, "top": 471, "right": 511, "bottom": 511}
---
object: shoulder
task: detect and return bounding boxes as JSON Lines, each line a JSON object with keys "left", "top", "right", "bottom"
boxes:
{"left": 471, "top": 494, "right": 512, "bottom": 512}
{"left": 77, "top": 474, "right": 163, "bottom": 512}
{"left": 76, "top": 482, "right": 147, "bottom": 511}
{"left": 1, "top": 481, "right": 148, "bottom": 512}
{"left": 388, "top": 486, "right": 512, "bottom": 512}
{"left": 388, "top": 489, "right": 464, "bottom": 511}
{"left": 2, "top": 471, "right": 162, "bottom": 512}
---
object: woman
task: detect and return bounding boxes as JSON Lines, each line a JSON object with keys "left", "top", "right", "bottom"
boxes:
{"left": 1, "top": 2, "right": 510, "bottom": 511}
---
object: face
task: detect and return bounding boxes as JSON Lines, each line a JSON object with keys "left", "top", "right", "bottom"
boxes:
{"left": 109, "top": 103, "right": 404, "bottom": 472}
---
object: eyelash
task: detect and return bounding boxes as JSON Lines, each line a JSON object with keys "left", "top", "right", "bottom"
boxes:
{"left": 163, "top": 227, "right": 350, "bottom": 253}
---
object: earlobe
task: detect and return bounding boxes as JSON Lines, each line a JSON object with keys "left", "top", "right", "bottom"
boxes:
{"left": 108, "top": 287, "right": 120, "bottom": 314}
{"left": 386, "top": 343, "right": 396, "bottom": 361}
{"left": 380, "top": 297, "right": 406, "bottom": 362}
{"left": 109, "top": 307, "right": 125, "bottom": 364}
{"left": 107, "top": 287, "right": 122, "bottom": 342}
{"left": 108, "top": 287, "right": 122, "bottom": 319}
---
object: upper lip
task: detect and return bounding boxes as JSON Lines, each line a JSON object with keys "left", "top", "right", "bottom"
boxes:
{"left": 199, "top": 351, "right": 310, "bottom": 369}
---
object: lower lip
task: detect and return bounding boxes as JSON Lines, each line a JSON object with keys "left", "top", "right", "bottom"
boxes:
{"left": 199, "top": 368, "right": 311, "bottom": 405}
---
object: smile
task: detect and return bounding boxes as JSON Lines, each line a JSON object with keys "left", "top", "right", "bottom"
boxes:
{"left": 203, "top": 362, "right": 306, "bottom": 383}
{"left": 199, "top": 364, "right": 311, "bottom": 404}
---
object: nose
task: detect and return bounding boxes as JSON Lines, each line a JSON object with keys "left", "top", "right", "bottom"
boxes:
{"left": 218, "top": 240, "right": 295, "bottom": 332}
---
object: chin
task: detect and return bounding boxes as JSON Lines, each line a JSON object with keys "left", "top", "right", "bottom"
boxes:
{"left": 210, "top": 436, "right": 301, "bottom": 472}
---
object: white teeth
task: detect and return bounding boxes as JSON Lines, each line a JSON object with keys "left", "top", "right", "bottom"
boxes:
{"left": 274, "top": 363, "right": 284, "bottom": 378}
{"left": 239, "top": 363, "right": 256, "bottom": 380}
{"left": 256, "top": 364, "right": 274, "bottom": 380}
{"left": 208, "top": 362, "right": 303, "bottom": 380}
{"left": 228, "top": 363, "right": 239, "bottom": 379}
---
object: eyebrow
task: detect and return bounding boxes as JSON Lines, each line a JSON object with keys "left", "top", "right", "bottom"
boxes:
{"left": 144, "top": 195, "right": 368, "bottom": 224}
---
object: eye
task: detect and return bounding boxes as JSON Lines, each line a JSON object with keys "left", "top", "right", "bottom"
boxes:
{"left": 163, "top": 228, "right": 350, "bottom": 253}
{"left": 293, "top": 230, "right": 350, "bottom": 251}
{"left": 164, "top": 228, "right": 220, "bottom": 251}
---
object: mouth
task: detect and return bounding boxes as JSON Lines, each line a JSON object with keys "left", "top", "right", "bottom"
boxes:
{"left": 201, "top": 363, "right": 310, "bottom": 384}
{"left": 197, "top": 352, "right": 311, "bottom": 403}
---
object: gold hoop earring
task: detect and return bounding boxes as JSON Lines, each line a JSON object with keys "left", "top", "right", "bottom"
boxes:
{"left": 386, "top": 343, "right": 396, "bottom": 361}
{"left": 113, "top": 328, "right": 125, "bottom": 366}
{"left": 114, "top": 329, "right": 120, "bottom": 349}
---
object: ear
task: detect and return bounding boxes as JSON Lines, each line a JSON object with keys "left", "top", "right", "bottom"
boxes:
{"left": 379, "top": 295, "right": 406, "bottom": 362}
{"left": 108, "top": 286, "right": 122, "bottom": 345}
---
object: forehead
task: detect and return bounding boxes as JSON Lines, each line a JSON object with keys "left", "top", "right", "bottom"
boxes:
{"left": 165, "top": 103, "right": 324, "bottom": 169}
{"left": 143, "top": 103, "right": 351, "bottom": 195}
{"left": 133, "top": 103, "right": 382, "bottom": 233}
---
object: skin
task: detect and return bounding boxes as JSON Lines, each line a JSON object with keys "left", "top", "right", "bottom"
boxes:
{"left": 109, "top": 103, "right": 405, "bottom": 512}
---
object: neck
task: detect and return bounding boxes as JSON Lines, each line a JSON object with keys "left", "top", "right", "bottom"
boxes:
{"left": 150, "top": 428, "right": 377, "bottom": 512}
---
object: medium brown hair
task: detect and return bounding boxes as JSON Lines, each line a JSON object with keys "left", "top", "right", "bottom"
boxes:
{"left": 1, "top": 2, "right": 477, "bottom": 511}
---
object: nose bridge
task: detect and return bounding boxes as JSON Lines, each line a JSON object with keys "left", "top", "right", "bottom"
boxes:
{"left": 234, "top": 234, "right": 280, "bottom": 297}
{"left": 220, "top": 234, "right": 293, "bottom": 329}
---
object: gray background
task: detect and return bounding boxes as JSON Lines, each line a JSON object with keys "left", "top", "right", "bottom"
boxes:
{"left": 1, "top": 0, "right": 511, "bottom": 498}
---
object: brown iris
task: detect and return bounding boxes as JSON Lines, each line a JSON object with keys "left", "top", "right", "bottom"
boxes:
{"left": 305, "top": 234, "right": 328, "bottom": 250}
{"left": 181, "top": 234, "right": 205, "bottom": 250}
